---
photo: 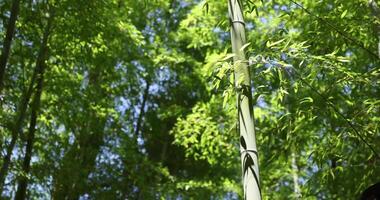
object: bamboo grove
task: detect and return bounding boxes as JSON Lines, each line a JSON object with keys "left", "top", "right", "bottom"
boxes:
{"left": 0, "top": 0, "right": 379, "bottom": 199}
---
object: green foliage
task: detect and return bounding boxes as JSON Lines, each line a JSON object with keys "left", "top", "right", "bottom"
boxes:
{"left": 0, "top": 0, "right": 379, "bottom": 199}
{"left": 172, "top": 96, "right": 237, "bottom": 166}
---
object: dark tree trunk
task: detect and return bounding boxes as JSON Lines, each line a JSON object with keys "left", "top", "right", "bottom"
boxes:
{"left": 0, "top": 76, "right": 34, "bottom": 193}
{"left": 0, "top": 0, "right": 21, "bottom": 94}
{"left": 14, "top": 14, "right": 52, "bottom": 196}
{"left": 0, "top": 11, "right": 53, "bottom": 195}
{"left": 14, "top": 61, "right": 45, "bottom": 200}
{"left": 121, "top": 80, "right": 150, "bottom": 199}
{"left": 134, "top": 80, "right": 150, "bottom": 137}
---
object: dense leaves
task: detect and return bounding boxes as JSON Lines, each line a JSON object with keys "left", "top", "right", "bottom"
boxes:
{"left": 0, "top": 0, "right": 379, "bottom": 199}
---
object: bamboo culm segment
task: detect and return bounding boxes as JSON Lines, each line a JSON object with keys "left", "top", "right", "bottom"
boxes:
{"left": 228, "top": 0, "right": 261, "bottom": 199}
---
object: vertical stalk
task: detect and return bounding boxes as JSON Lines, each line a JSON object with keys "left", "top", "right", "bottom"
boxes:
{"left": 291, "top": 151, "right": 301, "bottom": 199}
{"left": 14, "top": 63, "right": 44, "bottom": 200}
{"left": 0, "top": 73, "right": 34, "bottom": 193}
{"left": 0, "top": 0, "right": 21, "bottom": 94}
{"left": 0, "top": 9, "right": 53, "bottom": 194}
{"left": 228, "top": 0, "right": 261, "bottom": 199}
{"left": 122, "top": 79, "right": 150, "bottom": 199}
{"left": 285, "top": 93, "right": 301, "bottom": 199}
{"left": 14, "top": 12, "right": 54, "bottom": 199}
{"left": 134, "top": 80, "right": 150, "bottom": 137}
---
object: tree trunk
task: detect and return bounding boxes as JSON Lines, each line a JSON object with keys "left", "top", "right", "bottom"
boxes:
{"left": 14, "top": 64, "right": 45, "bottom": 200}
{"left": 0, "top": 75, "right": 34, "bottom": 193}
{"left": 228, "top": 0, "right": 261, "bottom": 199}
{"left": 0, "top": 0, "right": 21, "bottom": 94}
{"left": 291, "top": 151, "right": 301, "bottom": 199}
{"left": 121, "top": 80, "right": 150, "bottom": 199}
{"left": 285, "top": 92, "right": 300, "bottom": 199}
{"left": 0, "top": 11, "right": 52, "bottom": 194}
{"left": 134, "top": 80, "right": 150, "bottom": 137}
{"left": 14, "top": 12, "right": 54, "bottom": 199}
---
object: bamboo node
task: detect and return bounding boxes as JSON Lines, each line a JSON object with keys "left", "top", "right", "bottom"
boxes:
{"left": 231, "top": 20, "right": 245, "bottom": 26}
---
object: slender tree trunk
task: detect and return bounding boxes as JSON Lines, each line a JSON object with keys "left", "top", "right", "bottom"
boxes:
{"left": 136, "top": 81, "right": 150, "bottom": 200}
{"left": 285, "top": 92, "right": 300, "bottom": 199}
{"left": 134, "top": 80, "right": 150, "bottom": 137}
{"left": 0, "top": 76, "right": 34, "bottom": 193}
{"left": 369, "top": 0, "right": 380, "bottom": 58}
{"left": 122, "top": 80, "right": 150, "bottom": 199}
{"left": 291, "top": 151, "right": 301, "bottom": 199}
{"left": 0, "top": 11, "right": 52, "bottom": 194}
{"left": 14, "top": 13, "right": 53, "bottom": 199}
{"left": 0, "top": 0, "right": 21, "bottom": 94}
{"left": 14, "top": 63, "right": 45, "bottom": 200}
{"left": 288, "top": 114, "right": 301, "bottom": 199}
{"left": 228, "top": 0, "right": 261, "bottom": 199}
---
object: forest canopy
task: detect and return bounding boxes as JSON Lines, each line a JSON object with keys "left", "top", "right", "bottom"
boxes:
{"left": 0, "top": 0, "right": 379, "bottom": 199}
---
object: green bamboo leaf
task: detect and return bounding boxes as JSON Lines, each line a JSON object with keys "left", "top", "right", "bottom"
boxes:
{"left": 240, "top": 42, "right": 251, "bottom": 52}
{"left": 341, "top": 10, "right": 348, "bottom": 18}
{"left": 221, "top": 53, "right": 235, "bottom": 61}
{"left": 203, "top": 2, "right": 209, "bottom": 14}
{"left": 267, "top": 38, "right": 286, "bottom": 48}
{"left": 300, "top": 97, "right": 313, "bottom": 104}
